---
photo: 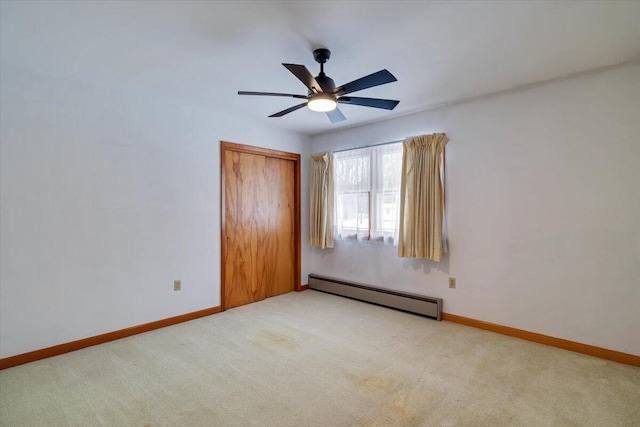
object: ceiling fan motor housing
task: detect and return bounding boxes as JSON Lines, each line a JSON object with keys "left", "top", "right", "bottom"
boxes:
{"left": 313, "top": 74, "right": 335, "bottom": 93}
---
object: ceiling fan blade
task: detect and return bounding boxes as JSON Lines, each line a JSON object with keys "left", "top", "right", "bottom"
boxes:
{"left": 269, "top": 102, "right": 308, "bottom": 118}
{"left": 238, "top": 91, "right": 307, "bottom": 99}
{"left": 338, "top": 97, "right": 399, "bottom": 110}
{"left": 334, "top": 69, "right": 397, "bottom": 96}
{"left": 282, "top": 64, "right": 323, "bottom": 93}
{"left": 326, "top": 107, "right": 346, "bottom": 123}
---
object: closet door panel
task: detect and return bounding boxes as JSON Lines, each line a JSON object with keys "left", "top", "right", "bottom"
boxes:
{"left": 264, "top": 157, "right": 295, "bottom": 298}
{"left": 224, "top": 150, "right": 269, "bottom": 309}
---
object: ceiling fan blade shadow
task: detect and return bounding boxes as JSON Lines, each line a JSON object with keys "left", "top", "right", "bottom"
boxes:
{"left": 269, "top": 102, "right": 308, "bottom": 118}
{"left": 326, "top": 108, "right": 346, "bottom": 123}
{"left": 334, "top": 70, "right": 397, "bottom": 96}
{"left": 282, "top": 64, "right": 323, "bottom": 93}
{"left": 238, "top": 91, "right": 307, "bottom": 99}
{"left": 338, "top": 97, "right": 399, "bottom": 110}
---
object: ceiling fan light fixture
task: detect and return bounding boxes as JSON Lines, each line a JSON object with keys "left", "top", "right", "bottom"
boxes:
{"left": 307, "top": 94, "right": 337, "bottom": 112}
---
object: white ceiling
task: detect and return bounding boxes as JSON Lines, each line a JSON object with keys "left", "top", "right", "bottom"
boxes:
{"left": 1, "top": 1, "right": 639, "bottom": 136}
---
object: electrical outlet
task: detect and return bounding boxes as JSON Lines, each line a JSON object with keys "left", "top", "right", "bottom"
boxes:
{"left": 449, "top": 277, "right": 456, "bottom": 289}
{"left": 174, "top": 280, "right": 181, "bottom": 291}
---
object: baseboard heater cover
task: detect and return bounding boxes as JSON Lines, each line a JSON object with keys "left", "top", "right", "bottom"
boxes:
{"left": 308, "top": 274, "right": 443, "bottom": 320}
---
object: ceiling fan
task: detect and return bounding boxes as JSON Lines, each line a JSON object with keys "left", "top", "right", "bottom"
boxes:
{"left": 238, "top": 48, "right": 399, "bottom": 123}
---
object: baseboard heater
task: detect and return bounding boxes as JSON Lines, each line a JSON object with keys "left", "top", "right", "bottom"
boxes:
{"left": 308, "top": 274, "right": 443, "bottom": 321}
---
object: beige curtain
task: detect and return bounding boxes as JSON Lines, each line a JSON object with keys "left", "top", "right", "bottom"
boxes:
{"left": 310, "top": 152, "right": 334, "bottom": 249}
{"left": 398, "top": 133, "right": 449, "bottom": 261}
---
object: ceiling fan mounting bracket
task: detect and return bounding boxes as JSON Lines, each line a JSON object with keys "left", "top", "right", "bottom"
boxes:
{"left": 313, "top": 48, "right": 331, "bottom": 64}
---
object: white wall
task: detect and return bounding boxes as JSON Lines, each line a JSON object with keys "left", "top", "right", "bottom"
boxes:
{"left": 310, "top": 63, "right": 640, "bottom": 355}
{"left": 0, "top": 64, "right": 311, "bottom": 358}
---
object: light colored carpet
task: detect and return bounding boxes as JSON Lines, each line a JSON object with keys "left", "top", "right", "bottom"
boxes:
{"left": 1, "top": 290, "right": 639, "bottom": 426}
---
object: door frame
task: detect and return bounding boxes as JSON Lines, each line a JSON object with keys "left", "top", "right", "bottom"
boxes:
{"left": 220, "top": 141, "right": 302, "bottom": 311}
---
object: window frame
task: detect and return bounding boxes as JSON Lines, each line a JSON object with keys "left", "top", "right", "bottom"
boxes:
{"left": 333, "top": 142, "right": 403, "bottom": 244}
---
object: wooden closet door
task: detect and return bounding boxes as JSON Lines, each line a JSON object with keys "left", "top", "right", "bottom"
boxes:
{"left": 223, "top": 147, "right": 295, "bottom": 310}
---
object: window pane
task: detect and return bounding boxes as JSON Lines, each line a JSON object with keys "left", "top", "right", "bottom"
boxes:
{"left": 336, "top": 192, "right": 369, "bottom": 232}
{"left": 381, "top": 150, "right": 402, "bottom": 188}
{"left": 334, "top": 153, "right": 369, "bottom": 192}
{"left": 380, "top": 191, "right": 399, "bottom": 232}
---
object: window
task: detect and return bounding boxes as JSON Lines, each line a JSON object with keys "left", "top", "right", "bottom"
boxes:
{"left": 333, "top": 142, "right": 403, "bottom": 244}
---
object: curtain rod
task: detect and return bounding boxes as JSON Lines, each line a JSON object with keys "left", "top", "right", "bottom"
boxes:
{"left": 317, "top": 133, "right": 446, "bottom": 155}
{"left": 331, "top": 139, "right": 402, "bottom": 153}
